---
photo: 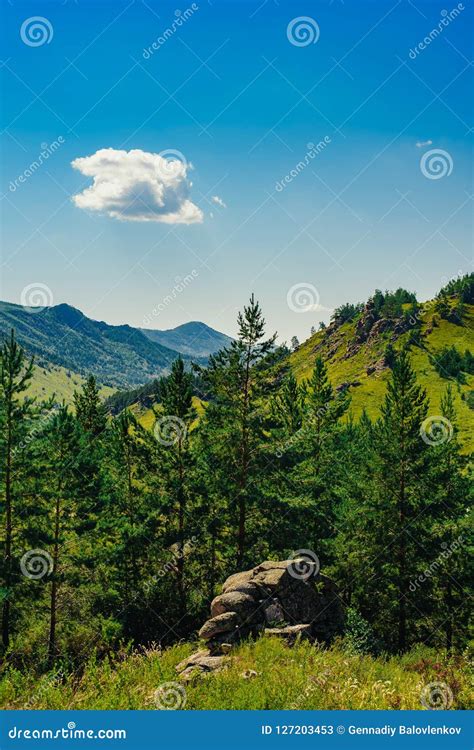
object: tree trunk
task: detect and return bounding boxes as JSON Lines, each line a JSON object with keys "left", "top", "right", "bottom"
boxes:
{"left": 177, "top": 440, "right": 185, "bottom": 614}
{"left": 445, "top": 580, "right": 453, "bottom": 652}
{"left": 2, "top": 406, "right": 13, "bottom": 649}
{"left": 47, "top": 493, "right": 61, "bottom": 666}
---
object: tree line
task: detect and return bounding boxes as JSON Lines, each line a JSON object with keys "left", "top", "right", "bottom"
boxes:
{"left": 0, "top": 294, "right": 472, "bottom": 675}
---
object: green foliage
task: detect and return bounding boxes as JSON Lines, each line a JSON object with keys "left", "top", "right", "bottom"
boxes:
{"left": 343, "top": 607, "right": 379, "bottom": 656}
{"left": 331, "top": 302, "right": 363, "bottom": 325}
{"left": 431, "top": 345, "right": 474, "bottom": 382}
{"left": 0, "top": 290, "right": 472, "bottom": 706}
{"left": 438, "top": 273, "right": 474, "bottom": 304}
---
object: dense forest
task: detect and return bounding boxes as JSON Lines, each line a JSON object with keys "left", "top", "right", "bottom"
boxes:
{"left": 0, "top": 281, "right": 472, "bottom": 690}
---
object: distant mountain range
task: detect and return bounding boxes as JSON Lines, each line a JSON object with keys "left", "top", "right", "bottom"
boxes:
{"left": 0, "top": 301, "right": 232, "bottom": 390}
{"left": 140, "top": 321, "right": 232, "bottom": 358}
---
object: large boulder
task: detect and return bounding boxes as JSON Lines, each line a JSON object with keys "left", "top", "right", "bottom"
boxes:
{"left": 198, "top": 559, "right": 343, "bottom": 652}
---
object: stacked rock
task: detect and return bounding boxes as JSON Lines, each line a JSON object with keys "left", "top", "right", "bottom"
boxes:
{"left": 198, "top": 559, "right": 343, "bottom": 653}
{"left": 175, "top": 559, "right": 343, "bottom": 680}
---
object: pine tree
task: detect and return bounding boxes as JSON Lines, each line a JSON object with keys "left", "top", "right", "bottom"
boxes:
{"left": 373, "top": 349, "right": 430, "bottom": 650}
{"left": 0, "top": 331, "right": 35, "bottom": 649}
{"left": 156, "top": 357, "right": 196, "bottom": 613}
{"left": 430, "top": 385, "right": 472, "bottom": 650}
{"left": 73, "top": 375, "right": 107, "bottom": 437}
{"left": 198, "top": 295, "right": 277, "bottom": 567}
{"left": 38, "top": 406, "right": 85, "bottom": 665}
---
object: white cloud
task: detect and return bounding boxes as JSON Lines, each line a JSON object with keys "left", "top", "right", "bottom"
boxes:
{"left": 416, "top": 139, "right": 433, "bottom": 148}
{"left": 71, "top": 148, "right": 203, "bottom": 224}
{"left": 306, "top": 304, "right": 333, "bottom": 312}
{"left": 211, "top": 195, "right": 227, "bottom": 208}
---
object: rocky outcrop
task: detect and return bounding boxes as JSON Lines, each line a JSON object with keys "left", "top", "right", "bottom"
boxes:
{"left": 198, "top": 559, "right": 343, "bottom": 653}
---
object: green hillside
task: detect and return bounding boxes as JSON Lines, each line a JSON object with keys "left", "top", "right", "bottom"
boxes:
{"left": 24, "top": 362, "right": 115, "bottom": 404}
{"left": 0, "top": 302, "right": 208, "bottom": 390}
{"left": 290, "top": 299, "right": 474, "bottom": 450}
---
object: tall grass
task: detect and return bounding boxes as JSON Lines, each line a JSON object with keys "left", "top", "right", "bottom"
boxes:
{"left": 1, "top": 638, "right": 472, "bottom": 710}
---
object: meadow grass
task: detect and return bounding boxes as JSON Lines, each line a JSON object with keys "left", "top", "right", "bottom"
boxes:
{"left": 1, "top": 638, "right": 471, "bottom": 711}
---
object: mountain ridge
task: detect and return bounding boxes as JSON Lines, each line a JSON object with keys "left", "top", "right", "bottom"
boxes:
{"left": 0, "top": 301, "right": 231, "bottom": 391}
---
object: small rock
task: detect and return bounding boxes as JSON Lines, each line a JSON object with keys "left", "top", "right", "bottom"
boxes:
{"left": 241, "top": 669, "right": 259, "bottom": 680}
{"left": 264, "top": 623, "right": 313, "bottom": 644}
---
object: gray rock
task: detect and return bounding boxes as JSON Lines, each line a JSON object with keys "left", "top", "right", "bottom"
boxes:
{"left": 198, "top": 611, "right": 240, "bottom": 640}
{"left": 210, "top": 591, "right": 257, "bottom": 619}
{"left": 264, "top": 623, "right": 312, "bottom": 644}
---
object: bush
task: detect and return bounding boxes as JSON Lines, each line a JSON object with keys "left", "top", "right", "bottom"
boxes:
{"left": 343, "top": 607, "right": 379, "bottom": 655}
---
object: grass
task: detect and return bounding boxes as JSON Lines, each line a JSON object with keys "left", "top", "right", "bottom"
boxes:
{"left": 26, "top": 363, "right": 115, "bottom": 405}
{"left": 1, "top": 638, "right": 471, "bottom": 710}
{"left": 290, "top": 304, "right": 474, "bottom": 451}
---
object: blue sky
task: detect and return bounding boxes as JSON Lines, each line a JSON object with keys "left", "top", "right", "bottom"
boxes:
{"left": 1, "top": 0, "right": 472, "bottom": 341}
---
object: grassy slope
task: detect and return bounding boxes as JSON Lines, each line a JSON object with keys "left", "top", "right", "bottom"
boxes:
{"left": 1, "top": 638, "right": 471, "bottom": 710}
{"left": 26, "top": 363, "right": 115, "bottom": 404}
{"left": 291, "top": 304, "right": 474, "bottom": 451}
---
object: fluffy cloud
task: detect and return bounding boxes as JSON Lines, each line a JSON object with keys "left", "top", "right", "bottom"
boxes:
{"left": 211, "top": 195, "right": 227, "bottom": 208}
{"left": 416, "top": 139, "right": 433, "bottom": 148}
{"left": 71, "top": 148, "right": 203, "bottom": 224}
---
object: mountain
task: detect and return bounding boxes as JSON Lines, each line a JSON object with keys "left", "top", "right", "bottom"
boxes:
{"left": 140, "top": 321, "right": 232, "bottom": 358}
{"left": 0, "top": 302, "right": 229, "bottom": 391}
